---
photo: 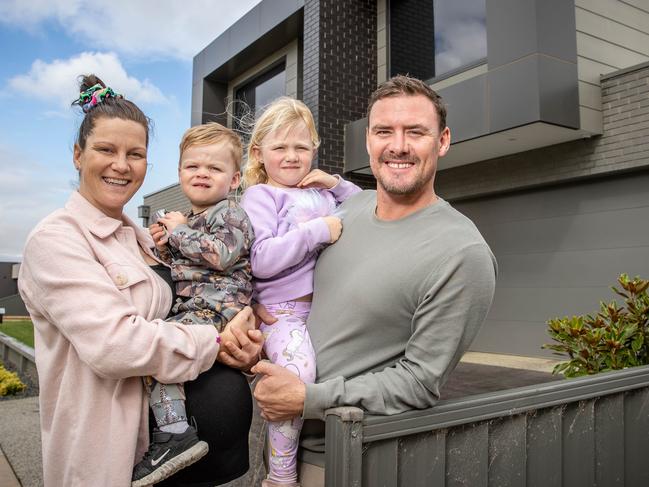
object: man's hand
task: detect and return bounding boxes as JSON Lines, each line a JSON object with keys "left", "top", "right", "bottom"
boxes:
{"left": 217, "top": 307, "right": 264, "bottom": 371}
{"left": 297, "top": 169, "right": 338, "bottom": 189}
{"left": 148, "top": 222, "right": 168, "bottom": 249}
{"left": 252, "top": 361, "right": 306, "bottom": 421}
{"left": 159, "top": 211, "right": 188, "bottom": 233}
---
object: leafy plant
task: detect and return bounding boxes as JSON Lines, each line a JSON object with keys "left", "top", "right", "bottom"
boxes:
{"left": 0, "top": 362, "right": 26, "bottom": 396}
{"left": 543, "top": 274, "right": 649, "bottom": 377}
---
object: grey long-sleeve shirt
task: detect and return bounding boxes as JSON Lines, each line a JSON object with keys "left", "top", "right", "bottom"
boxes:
{"left": 300, "top": 191, "right": 497, "bottom": 459}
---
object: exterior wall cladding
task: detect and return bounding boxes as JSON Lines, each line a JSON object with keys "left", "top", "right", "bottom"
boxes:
{"left": 437, "top": 63, "right": 649, "bottom": 201}
{"left": 303, "top": 0, "right": 378, "bottom": 189}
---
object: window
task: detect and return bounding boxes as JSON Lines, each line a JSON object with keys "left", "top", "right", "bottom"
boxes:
{"left": 234, "top": 62, "right": 286, "bottom": 127}
{"left": 389, "top": 0, "right": 486, "bottom": 80}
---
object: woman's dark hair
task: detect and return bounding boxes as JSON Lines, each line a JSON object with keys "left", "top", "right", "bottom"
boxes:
{"left": 72, "top": 74, "right": 152, "bottom": 149}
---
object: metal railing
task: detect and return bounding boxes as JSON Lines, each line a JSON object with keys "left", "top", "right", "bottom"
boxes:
{"left": 324, "top": 365, "right": 649, "bottom": 487}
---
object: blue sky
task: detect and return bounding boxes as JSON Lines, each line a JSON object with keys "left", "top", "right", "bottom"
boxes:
{"left": 0, "top": 0, "right": 261, "bottom": 261}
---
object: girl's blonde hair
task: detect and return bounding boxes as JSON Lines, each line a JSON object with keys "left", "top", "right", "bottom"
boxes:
{"left": 243, "top": 97, "right": 320, "bottom": 188}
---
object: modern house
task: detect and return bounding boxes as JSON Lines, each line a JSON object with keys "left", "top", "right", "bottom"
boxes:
{"left": 141, "top": 0, "right": 649, "bottom": 358}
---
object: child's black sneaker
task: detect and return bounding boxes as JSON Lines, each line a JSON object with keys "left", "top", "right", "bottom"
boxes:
{"left": 132, "top": 426, "right": 208, "bottom": 487}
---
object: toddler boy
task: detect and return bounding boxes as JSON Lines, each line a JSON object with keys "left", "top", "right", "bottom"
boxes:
{"left": 132, "top": 123, "right": 254, "bottom": 487}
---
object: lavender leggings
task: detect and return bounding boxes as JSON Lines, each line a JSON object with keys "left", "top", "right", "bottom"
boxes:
{"left": 261, "top": 301, "right": 317, "bottom": 483}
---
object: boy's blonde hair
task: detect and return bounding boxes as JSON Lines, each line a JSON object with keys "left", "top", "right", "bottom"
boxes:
{"left": 179, "top": 122, "right": 243, "bottom": 170}
{"left": 243, "top": 97, "right": 320, "bottom": 188}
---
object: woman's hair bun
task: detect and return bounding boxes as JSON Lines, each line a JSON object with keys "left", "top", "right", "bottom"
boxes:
{"left": 78, "top": 74, "right": 106, "bottom": 93}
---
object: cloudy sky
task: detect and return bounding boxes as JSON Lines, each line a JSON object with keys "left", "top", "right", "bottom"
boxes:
{"left": 0, "top": 0, "right": 261, "bottom": 261}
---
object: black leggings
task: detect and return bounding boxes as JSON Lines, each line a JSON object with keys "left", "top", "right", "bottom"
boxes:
{"left": 153, "top": 361, "right": 252, "bottom": 486}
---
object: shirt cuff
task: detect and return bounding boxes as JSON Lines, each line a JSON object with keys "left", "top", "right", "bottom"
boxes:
{"left": 329, "top": 174, "right": 342, "bottom": 189}
{"left": 329, "top": 176, "right": 360, "bottom": 201}
{"left": 168, "top": 224, "right": 191, "bottom": 248}
{"left": 187, "top": 324, "right": 220, "bottom": 375}
{"left": 303, "top": 378, "right": 341, "bottom": 420}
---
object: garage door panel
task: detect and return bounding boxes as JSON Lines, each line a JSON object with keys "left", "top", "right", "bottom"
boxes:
{"left": 454, "top": 171, "right": 649, "bottom": 357}
{"left": 487, "top": 286, "right": 614, "bottom": 322}
{"left": 478, "top": 207, "right": 649, "bottom": 255}
{"left": 457, "top": 171, "right": 649, "bottom": 225}
{"left": 495, "top": 247, "right": 649, "bottom": 288}
{"left": 470, "top": 318, "right": 560, "bottom": 357}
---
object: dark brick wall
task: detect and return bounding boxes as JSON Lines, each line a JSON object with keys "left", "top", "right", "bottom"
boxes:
{"left": 303, "top": 0, "right": 377, "bottom": 188}
{"left": 389, "top": 0, "right": 435, "bottom": 80}
{"left": 303, "top": 0, "right": 320, "bottom": 138}
{"left": 437, "top": 62, "right": 649, "bottom": 201}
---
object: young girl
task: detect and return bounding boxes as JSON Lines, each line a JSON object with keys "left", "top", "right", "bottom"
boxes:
{"left": 240, "top": 97, "right": 361, "bottom": 487}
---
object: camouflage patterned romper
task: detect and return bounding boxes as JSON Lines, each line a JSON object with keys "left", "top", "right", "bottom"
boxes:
{"left": 147, "top": 197, "right": 254, "bottom": 427}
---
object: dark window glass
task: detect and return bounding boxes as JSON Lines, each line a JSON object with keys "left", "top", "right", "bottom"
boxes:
{"left": 389, "top": 0, "right": 486, "bottom": 80}
{"left": 235, "top": 63, "right": 286, "bottom": 124}
{"left": 433, "top": 0, "right": 487, "bottom": 76}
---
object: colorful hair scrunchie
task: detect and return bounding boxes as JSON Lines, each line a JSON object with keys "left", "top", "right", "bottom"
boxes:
{"left": 79, "top": 83, "right": 123, "bottom": 113}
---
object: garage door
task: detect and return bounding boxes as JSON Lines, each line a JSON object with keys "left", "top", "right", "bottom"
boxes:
{"left": 454, "top": 170, "right": 649, "bottom": 357}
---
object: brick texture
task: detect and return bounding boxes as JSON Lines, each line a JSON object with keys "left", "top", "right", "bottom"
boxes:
{"left": 436, "top": 64, "right": 649, "bottom": 201}
{"left": 389, "top": 0, "right": 435, "bottom": 80}
{"left": 302, "top": 0, "right": 377, "bottom": 188}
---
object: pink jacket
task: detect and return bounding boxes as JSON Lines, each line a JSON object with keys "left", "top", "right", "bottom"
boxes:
{"left": 18, "top": 192, "right": 220, "bottom": 487}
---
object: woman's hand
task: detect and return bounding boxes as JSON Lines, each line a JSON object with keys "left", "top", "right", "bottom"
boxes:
{"left": 217, "top": 307, "right": 264, "bottom": 371}
{"left": 297, "top": 169, "right": 338, "bottom": 189}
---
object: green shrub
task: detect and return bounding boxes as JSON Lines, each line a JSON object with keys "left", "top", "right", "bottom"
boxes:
{"left": 0, "top": 363, "right": 26, "bottom": 396}
{"left": 543, "top": 274, "right": 649, "bottom": 377}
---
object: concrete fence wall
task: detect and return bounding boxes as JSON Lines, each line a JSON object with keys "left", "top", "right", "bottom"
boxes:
{"left": 0, "top": 332, "right": 37, "bottom": 383}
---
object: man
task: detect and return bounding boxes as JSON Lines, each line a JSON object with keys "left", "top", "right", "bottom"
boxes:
{"left": 251, "top": 75, "right": 497, "bottom": 485}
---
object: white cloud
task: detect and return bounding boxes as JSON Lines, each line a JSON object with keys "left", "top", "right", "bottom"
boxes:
{"left": 435, "top": 20, "right": 487, "bottom": 75}
{"left": 8, "top": 51, "right": 167, "bottom": 110}
{"left": 0, "top": 143, "right": 74, "bottom": 259}
{"left": 0, "top": 0, "right": 82, "bottom": 29}
{"left": 0, "top": 0, "right": 262, "bottom": 60}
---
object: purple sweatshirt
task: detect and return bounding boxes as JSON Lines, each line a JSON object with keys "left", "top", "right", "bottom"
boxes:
{"left": 240, "top": 176, "right": 361, "bottom": 304}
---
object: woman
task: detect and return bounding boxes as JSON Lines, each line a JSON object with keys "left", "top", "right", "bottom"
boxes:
{"left": 18, "top": 75, "right": 262, "bottom": 487}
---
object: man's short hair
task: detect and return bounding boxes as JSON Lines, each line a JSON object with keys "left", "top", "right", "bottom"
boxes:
{"left": 179, "top": 122, "right": 243, "bottom": 170}
{"left": 367, "top": 75, "right": 447, "bottom": 132}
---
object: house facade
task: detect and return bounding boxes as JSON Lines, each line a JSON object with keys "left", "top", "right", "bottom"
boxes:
{"left": 0, "top": 261, "right": 27, "bottom": 316}
{"left": 142, "top": 0, "right": 649, "bottom": 357}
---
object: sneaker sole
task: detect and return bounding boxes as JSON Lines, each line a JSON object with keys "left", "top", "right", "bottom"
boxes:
{"left": 132, "top": 441, "right": 209, "bottom": 487}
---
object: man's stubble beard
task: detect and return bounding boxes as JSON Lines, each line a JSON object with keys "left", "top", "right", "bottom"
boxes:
{"left": 374, "top": 153, "right": 435, "bottom": 196}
